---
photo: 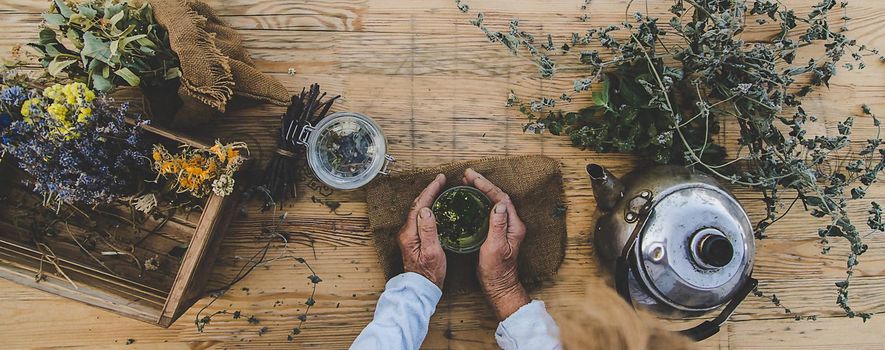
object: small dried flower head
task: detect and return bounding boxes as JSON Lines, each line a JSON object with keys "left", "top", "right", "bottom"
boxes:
{"left": 212, "top": 174, "right": 236, "bottom": 197}
{"left": 732, "top": 83, "right": 753, "bottom": 94}
{"left": 524, "top": 122, "right": 546, "bottom": 134}
{"left": 656, "top": 131, "right": 674, "bottom": 145}
{"left": 0, "top": 85, "right": 26, "bottom": 105}
{"left": 134, "top": 193, "right": 158, "bottom": 214}
{"left": 144, "top": 255, "right": 160, "bottom": 271}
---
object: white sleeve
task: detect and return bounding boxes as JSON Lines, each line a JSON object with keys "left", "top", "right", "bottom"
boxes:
{"left": 495, "top": 300, "right": 562, "bottom": 350}
{"left": 350, "top": 272, "right": 442, "bottom": 350}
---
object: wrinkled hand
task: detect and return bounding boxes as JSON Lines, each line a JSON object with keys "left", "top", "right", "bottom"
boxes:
{"left": 397, "top": 173, "right": 448, "bottom": 289}
{"left": 463, "top": 168, "right": 530, "bottom": 320}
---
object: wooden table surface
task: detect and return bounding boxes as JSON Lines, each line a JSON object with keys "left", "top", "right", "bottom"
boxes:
{"left": 0, "top": 0, "right": 883, "bottom": 348}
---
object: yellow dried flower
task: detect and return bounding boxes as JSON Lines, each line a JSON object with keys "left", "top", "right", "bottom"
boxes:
{"left": 42, "top": 84, "right": 63, "bottom": 102}
{"left": 150, "top": 141, "right": 248, "bottom": 198}
{"left": 47, "top": 103, "right": 68, "bottom": 119}
{"left": 226, "top": 148, "right": 239, "bottom": 162}
{"left": 209, "top": 144, "right": 225, "bottom": 161}
{"left": 77, "top": 107, "right": 92, "bottom": 123}
{"left": 20, "top": 98, "right": 40, "bottom": 120}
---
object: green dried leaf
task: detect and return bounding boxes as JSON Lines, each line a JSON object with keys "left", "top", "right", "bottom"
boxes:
{"left": 114, "top": 67, "right": 141, "bottom": 86}
{"left": 42, "top": 13, "right": 67, "bottom": 26}
{"left": 119, "top": 34, "right": 147, "bottom": 49}
{"left": 47, "top": 57, "right": 77, "bottom": 76}
{"left": 164, "top": 67, "right": 181, "bottom": 80}
{"left": 77, "top": 4, "right": 98, "bottom": 20}
{"left": 91, "top": 72, "right": 113, "bottom": 92}
{"left": 37, "top": 28, "right": 58, "bottom": 45}
{"left": 592, "top": 76, "right": 611, "bottom": 110}
{"left": 104, "top": 3, "right": 126, "bottom": 21}
{"left": 52, "top": 0, "right": 74, "bottom": 18}
{"left": 81, "top": 32, "right": 111, "bottom": 64}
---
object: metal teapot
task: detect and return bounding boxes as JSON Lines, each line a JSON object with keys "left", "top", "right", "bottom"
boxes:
{"left": 588, "top": 164, "right": 758, "bottom": 341}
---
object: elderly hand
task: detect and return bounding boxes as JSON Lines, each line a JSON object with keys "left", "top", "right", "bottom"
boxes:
{"left": 397, "top": 173, "right": 448, "bottom": 289}
{"left": 463, "top": 168, "right": 530, "bottom": 320}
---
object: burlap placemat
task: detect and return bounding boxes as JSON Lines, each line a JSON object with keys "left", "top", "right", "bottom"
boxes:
{"left": 148, "top": 0, "right": 289, "bottom": 128}
{"left": 366, "top": 155, "right": 567, "bottom": 294}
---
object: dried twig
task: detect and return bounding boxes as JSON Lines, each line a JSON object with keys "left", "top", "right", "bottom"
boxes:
{"left": 36, "top": 243, "right": 78, "bottom": 289}
{"left": 64, "top": 223, "right": 116, "bottom": 276}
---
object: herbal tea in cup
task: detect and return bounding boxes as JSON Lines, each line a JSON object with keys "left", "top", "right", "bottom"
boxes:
{"left": 432, "top": 186, "right": 491, "bottom": 253}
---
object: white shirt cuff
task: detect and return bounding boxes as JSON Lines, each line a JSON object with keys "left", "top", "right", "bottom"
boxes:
{"left": 495, "top": 300, "right": 562, "bottom": 350}
{"left": 387, "top": 272, "right": 442, "bottom": 304}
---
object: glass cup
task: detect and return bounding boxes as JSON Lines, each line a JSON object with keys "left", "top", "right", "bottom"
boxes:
{"left": 432, "top": 186, "right": 491, "bottom": 253}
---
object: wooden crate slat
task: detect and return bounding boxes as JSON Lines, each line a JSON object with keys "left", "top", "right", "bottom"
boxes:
{"left": 0, "top": 247, "right": 167, "bottom": 319}
{"left": 159, "top": 177, "right": 244, "bottom": 326}
{"left": 0, "top": 123, "right": 241, "bottom": 328}
{"left": 0, "top": 219, "right": 181, "bottom": 291}
{"left": 0, "top": 239, "right": 170, "bottom": 301}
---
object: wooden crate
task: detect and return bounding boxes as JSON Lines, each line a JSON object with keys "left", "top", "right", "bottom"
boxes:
{"left": 0, "top": 124, "right": 241, "bottom": 327}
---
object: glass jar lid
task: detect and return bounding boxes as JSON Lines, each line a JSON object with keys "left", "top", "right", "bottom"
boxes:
{"left": 301, "top": 112, "right": 392, "bottom": 190}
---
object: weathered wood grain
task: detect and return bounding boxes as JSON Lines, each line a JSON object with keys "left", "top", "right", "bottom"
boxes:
{"left": 0, "top": 0, "right": 884, "bottom": 348}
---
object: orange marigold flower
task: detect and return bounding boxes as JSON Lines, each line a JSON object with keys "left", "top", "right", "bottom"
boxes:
{"left": 161, "top": 161, "right": 177, "bottom": 174}
{"left": 210, "top": 144, "right": 226, "bottom": 161}
{"left": 226, "top": 148, "right": 240, "bottom": 162}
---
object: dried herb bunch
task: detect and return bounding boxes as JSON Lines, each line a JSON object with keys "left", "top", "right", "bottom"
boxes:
{"left": 260, "top": 84, "right": 340, "bottom": 205}
{"left": 151, "top": 141, "right": 248, "bottom": 198}
{"left": 1, "top": 81, "right": 147, "bottom": 206}
{"left": 30, "top": 0, "right": 181, "bottom": 92}
{"left": 462, "top": 0, "right": 882, "bottom": 320}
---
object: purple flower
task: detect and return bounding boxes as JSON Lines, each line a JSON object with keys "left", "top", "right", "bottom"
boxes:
{"left": 0, "top": 112, "right": 10, "bottom": 128}
{"left": 3, "top": 96, "right": 148, "bottom": 205}
{"left": 0, "top": 113, "right": 11, "bottom": 145}
{"left": 0, "top": 86, "right": 26, "bottom": 106}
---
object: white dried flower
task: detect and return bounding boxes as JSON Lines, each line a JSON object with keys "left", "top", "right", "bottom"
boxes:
{"left": 212, "top": 174, "right": 235, "bottom": 197}
{"left": 656, "top": 131, "right": 674, "bottom": 145}
{"left": 133, "top": 193, "right": 157, "bottom": 214}
{"left": 732, "top": 83, "right": 753, "bottom": 94}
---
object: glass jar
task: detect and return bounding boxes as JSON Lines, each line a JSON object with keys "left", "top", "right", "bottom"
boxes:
{"left": 298, "top": 112, "right": 394, "bottom": 190}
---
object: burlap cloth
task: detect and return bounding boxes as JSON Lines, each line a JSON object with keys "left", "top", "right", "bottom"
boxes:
{"left": 366, "top": 155, "right": 567, "bottom": 294}
{"left": 146, "top": 0, "right": 289, "bottom": 128}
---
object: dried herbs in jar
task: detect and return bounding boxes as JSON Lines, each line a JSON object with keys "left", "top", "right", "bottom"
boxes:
{"left": 304, "top": 112, "right": 393, "bottom": 190}
{"left": 318, "top": 119, "right": 376, "bottom": 178}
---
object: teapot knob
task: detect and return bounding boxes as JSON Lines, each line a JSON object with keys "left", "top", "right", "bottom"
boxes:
{"left": 694, "top": 234, "right": 734, "bottom": 269}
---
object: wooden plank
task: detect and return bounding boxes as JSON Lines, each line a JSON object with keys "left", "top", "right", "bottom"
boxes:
{"left": 0, "top": 0, "right": 883, "bottom": 348}
{"left": 160, "top": 177, "right": 245, "bottom": 327}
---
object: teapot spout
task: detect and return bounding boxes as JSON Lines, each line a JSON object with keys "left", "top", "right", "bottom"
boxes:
{"left": 587, "top": 164, "right": 624, "bottom": 212}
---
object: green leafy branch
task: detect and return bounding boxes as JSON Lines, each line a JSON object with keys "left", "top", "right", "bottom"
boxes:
{"left": 29, "top": 0, "right": 181, "bottom": 92}
{"left": 460, "top": 0, "right": 884, "bottom": 320}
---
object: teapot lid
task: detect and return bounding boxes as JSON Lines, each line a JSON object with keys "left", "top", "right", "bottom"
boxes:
{"left": 633, "top": 184, "right": 755, "bottom": 312}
